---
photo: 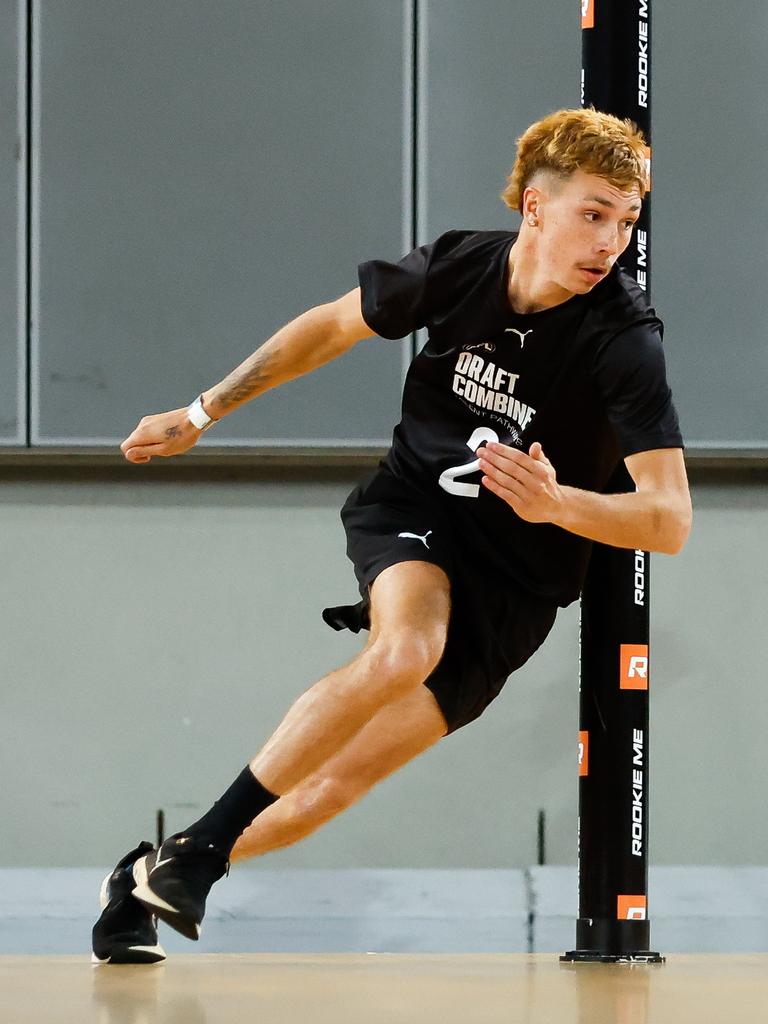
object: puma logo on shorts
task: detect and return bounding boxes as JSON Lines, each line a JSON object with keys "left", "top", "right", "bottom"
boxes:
{"left": 397, "top": 530, "right": 433, "bottom": 550}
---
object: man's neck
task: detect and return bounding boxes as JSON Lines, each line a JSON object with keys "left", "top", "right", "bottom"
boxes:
{"left": 507, "top": 237, "right": 575, "bottom": 315}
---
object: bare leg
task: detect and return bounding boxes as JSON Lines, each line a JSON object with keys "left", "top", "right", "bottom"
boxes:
{"left": 124, "top": 563, "right": 450, "bottom": 946}
{"left": 232, "top": 682, "right": 447, "bottom": 861}
{"left": 250, "top": 560, "right": 450, "bottom": 794}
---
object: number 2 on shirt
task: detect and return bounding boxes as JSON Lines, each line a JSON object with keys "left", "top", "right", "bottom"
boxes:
{"left": 438, "top": 427, "right": 499, "bottom": 498}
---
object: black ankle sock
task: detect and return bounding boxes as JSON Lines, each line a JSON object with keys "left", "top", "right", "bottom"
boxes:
{"left": 183, "top": 766, "right": 279, "bottom": 856}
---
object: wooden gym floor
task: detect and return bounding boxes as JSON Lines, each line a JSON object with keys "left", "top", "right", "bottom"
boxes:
{"left": 1, "top": 953, "right": 767, "bottom": 1023}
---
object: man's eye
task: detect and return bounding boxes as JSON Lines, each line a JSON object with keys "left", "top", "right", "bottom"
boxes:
{"left": 585, "top": 212, "right": 598, "bottom": 221}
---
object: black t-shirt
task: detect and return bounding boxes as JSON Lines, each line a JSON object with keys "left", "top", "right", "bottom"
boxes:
{"left": 358, "top": 229, "right": 683, "bottom": 606}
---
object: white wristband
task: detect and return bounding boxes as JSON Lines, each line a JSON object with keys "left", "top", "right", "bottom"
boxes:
{"left": 187, "top": 394, "right": 217, "bottom": 431}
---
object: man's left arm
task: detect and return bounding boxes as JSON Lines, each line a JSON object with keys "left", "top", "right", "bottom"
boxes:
{"left": 478, "top": 442, "right": 692, "bottom": 555}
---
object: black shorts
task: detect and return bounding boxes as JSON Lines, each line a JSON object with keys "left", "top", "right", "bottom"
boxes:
{"left": 322, "top": 468, "right": 558, "bottom": 734}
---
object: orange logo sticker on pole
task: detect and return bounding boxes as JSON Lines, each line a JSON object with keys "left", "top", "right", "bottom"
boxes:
{"left": 617, "top": 895, "right": 647, "bottom": 920}
{"left": 581, "top": 0, "right": 595, "bottom": 29}
{"left": 620, "top": 644, "right": 649, "bottom": 690}
{"left": 578, "top": 731, "right": 589, "bottom": 777}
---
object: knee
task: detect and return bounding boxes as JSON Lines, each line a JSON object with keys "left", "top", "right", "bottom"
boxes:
{"left": 369, "top": 629, "right": 447, "bottom": 695}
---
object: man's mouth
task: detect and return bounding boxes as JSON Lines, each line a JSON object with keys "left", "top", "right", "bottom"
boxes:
{"left": 580, "top": 266, "right": 607, "bottom": 282}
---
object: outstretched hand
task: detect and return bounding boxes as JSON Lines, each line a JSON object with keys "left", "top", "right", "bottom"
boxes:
{"left": 478, "top": 440, "right": 564, "bottom": 524}
{"left": 120, "top": 408, "right": 202, "bottom": 464}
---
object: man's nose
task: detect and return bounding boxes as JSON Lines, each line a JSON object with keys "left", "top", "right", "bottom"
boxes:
{"left": 597, "top": 224, "right": 620, "bottom": 255}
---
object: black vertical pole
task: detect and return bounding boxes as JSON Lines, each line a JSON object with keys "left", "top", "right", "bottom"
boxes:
{"left": 562, "top": 0, "right": 663, "bottom": 964}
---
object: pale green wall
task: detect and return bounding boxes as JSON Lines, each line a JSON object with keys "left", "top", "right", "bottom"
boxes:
{"left": 0, "top": 467, "right": 764, "bottom": 868}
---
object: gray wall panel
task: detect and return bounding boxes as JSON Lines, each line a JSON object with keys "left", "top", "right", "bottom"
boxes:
{"left": 0, "top": 0, "right": 25, "bottom": 444}
{"left": 33, "top": 0, "right": 411, "bottom": 446}
{"left": 653, "top": 1, "right": 768, "bottom": 448}
{"left": 421, "top": 0, "right": 578, "bottom": 237}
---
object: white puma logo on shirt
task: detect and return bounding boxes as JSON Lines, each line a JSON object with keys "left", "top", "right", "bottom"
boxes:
{"left": 504, "top": 328, "right": 533, "bottom": 349}
{"left": 397, "top": 530, "right": 432, "bottom": 550}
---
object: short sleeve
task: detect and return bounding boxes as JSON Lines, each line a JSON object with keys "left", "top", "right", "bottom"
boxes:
{"left": 357, "top": 241, "right": 435, "bottom": 340}
{"left": 593, "top": 321, "right": 684, "bottom": 457}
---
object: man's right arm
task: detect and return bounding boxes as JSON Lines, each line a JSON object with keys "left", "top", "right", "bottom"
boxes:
{"left": 121, "top": 288, "right": 375, "bottom": 463}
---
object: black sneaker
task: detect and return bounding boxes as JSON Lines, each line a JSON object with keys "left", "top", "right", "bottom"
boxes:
{"left": 91, "top": 841, "right": 166, "bottom": 965}
{"left": 131, "top": 833, "right": 229, "bottom": 941}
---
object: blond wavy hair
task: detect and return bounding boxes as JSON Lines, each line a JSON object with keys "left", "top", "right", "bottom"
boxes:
{"left": 501, "top": 107, "right": 648, "bottom": 213}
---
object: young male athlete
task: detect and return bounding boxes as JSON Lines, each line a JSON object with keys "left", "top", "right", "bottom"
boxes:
{"left": 92, "top": 108, "right": 691, "bottom": 963}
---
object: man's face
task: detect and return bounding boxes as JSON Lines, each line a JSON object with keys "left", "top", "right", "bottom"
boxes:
{"left": 532, "top": 169, "right": 642, "bottom": 294}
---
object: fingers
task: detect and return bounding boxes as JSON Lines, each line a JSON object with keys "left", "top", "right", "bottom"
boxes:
{"left": 528, "top": 441, "right": 551, "bottom": 465}
{"left": 478, "top": 442, "right": 547, "bottom": 485}
{"left": 478, "top": 446, "right": 534, "bottom": 508}
{"left": 124, "top": 446, "right": 157, "bottom": 464}
{"left": 120, "top": 421, "right": 155, "bottom": 458}
{"left": 481, "top": 469, "right": 526, "bottom": 504}
{"left": 478, "top": 441, "right": 554, "bottom": 518}
{"left": 121, "top": 434, "right": 160, "bottom": 462}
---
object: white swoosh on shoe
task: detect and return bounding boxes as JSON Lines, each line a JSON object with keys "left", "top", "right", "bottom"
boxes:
{"left": 132, "top": 880, "right": 181, "bottom": 916}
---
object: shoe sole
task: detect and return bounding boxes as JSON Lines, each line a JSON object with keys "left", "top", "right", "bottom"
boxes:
{"left": 91, "top": 944, "right": 166, "bottom": 965}
{"left": 132, "top": 854, "right": 202, "bottom": 942}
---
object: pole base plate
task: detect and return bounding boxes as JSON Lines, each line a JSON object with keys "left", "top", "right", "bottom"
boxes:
{"left": 560, "top": 950, "right": 665, "bottom": 964}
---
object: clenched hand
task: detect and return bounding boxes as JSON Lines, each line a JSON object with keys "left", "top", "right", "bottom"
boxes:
{"left": 478, "top": 441, "right": 564, "bottom": 524}
{"left": 120, "top": 408, "right": 202, "bottom": 464}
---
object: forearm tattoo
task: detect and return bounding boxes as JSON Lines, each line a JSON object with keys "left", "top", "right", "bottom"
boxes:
{"left": 216, "top": 350, "right": 275, "bottom": 411}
